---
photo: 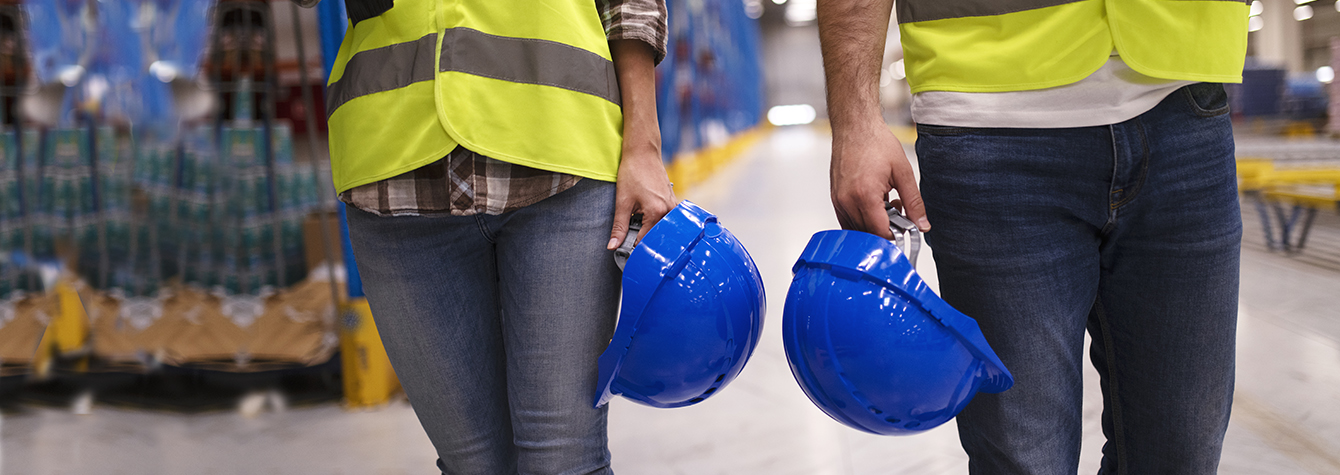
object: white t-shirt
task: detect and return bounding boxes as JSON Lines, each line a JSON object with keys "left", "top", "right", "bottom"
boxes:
{"left": 910, "top": 54, "right": 1194, "bottom": 128}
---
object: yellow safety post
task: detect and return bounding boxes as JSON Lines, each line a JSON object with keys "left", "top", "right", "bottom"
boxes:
{"left": 340, "top": 297, "right": 401, "bottom": 408}
{"left": 33, "top": 280, "right": 91, "bottom": 376}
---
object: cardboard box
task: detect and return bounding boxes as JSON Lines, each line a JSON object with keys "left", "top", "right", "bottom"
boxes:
{"left": 302, "top": 210, "right": 342, "bottom": 274}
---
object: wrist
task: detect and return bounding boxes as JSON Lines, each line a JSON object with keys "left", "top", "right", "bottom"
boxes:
{"left": 622, "top": 125, "right": 662, "bottom": 154}
{"left": 621, "top": 140, "right": 663, "bottom": 162}
{"left": 832, "top": 120, "right": 890, "bottom": 144}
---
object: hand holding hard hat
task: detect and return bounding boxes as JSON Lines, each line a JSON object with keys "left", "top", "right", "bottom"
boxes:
{"left": 783, "top": 207, "right": 1014, "bottom": 435}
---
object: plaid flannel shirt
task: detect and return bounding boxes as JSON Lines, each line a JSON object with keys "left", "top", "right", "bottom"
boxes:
{"left": 338, "top": 0, "right": 668, "bottom": 217}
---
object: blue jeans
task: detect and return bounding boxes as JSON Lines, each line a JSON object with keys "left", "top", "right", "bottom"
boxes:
{"left": 916, "top": 83, "right": 1240, "bottom": 475}
{"left": 345, "top": 178, "right": 620, "bottom": 475}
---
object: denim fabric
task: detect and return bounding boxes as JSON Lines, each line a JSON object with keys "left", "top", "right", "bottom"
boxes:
{"left": 345, "top": 178, "right": 620, "bottom": 475}
{"left": 916, "top": 83, "right": 1240, "bottom": 475}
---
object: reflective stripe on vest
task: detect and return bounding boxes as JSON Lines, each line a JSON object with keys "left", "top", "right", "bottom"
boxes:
{"left": 896, "top": 0, "right": 1247, "bottom": 23}
{"left": 897, "top": 0, "right": 1084, "bottom": 23}
{"left": 324, "top": 0, "right": 624, "bottom": 194}
{"left": 327, "top": 28, "right": 621, "bottom": 118}
{"left": 896, "top": 0, "right": 1249, "bottom": 94}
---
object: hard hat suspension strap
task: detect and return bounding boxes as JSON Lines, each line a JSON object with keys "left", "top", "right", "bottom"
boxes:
{"left": 886, "top": 207, "right": 922, "bottom": 268}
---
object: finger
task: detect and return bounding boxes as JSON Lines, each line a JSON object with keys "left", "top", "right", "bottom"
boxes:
{"left": 609, "top": 196, "right": 634, "bottom": 250}
{"left": 635, "top": 213, "right": 654, "bottom": 243}
{"left": 834, "top": 188, "right": 882, "bottom": 236}
{"left": 832, "top": 194, "right": 859, "bottom": 232}
{"left": 636, "top": 211, "right": 655, "bottom": 243}
{"left": 858, "top": 195, "right": 895, "bottom": 239}
{"left": 635, "top": 198, "right": 675, "bottom": 243}
{"left": 891, "top": 173, "right": 930, "bottom": 232}
{"left": 886, "top": 198, "right": 903, "bottom": 214}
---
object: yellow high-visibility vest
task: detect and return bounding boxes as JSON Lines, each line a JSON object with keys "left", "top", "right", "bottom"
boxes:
{"left": 897, "top": 0, "right": 1249, "bottom": 94}
{"left": 326, "top": 1, "right": 623, "bottom": 193}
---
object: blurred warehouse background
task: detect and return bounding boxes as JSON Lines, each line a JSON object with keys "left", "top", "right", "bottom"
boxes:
{"left": 0, "top": 0, "right": 1338, "bottom": 474}
{"left": 0, "top": 0, "right": 773, "bottom": 416}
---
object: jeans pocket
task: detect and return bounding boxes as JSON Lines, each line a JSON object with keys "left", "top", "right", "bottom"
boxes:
{"left": 1181, "top": 83, "right": 1230, "bottom": 117}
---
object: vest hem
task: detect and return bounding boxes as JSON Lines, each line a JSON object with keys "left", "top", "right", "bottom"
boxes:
{"left": 446, "top": 138, "right": 620, "bottom": 183}
{"left": 333, "top": 142, "right": 459, "bottom": 194}
{"left": 1106, "top": 4, "right": 1246, "bottom": 85}
{"left": 909, "top": 70, "right": 1098, "bottom": 95}
{"left": 1114, "top": 52, "right": 1244, "bottom": 85}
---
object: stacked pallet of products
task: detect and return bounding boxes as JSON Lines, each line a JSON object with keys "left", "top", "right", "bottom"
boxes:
{"left": 0, "top": 0, "right": 340, "bottom": 383}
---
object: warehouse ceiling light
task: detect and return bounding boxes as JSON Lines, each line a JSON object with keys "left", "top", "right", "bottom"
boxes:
{"left": 1295, "top": 0, "right": 1314, "bottom": 4}
{"left": 768, "top": 104, "right": 817, "bottom": 126}
{"left": 1248, "top": 16, "right": 1265, "bottom": 31}
{"left": 1294, "top": 5, "right": 1313, "bottom": 20}
{"left": 1319, "top": 66, "right": 1335, "bottom": 84}
{"left": 1250, "top": 0, "right": 1263, "bottom": 15}
{"left": 1335, "top": 0, "right": 1339, "bottom": 12}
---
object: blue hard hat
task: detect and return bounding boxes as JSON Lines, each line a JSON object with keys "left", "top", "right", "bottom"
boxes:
{"left": 782, "top": 222, "right": 1014, "bottom": 435}
{"left": 595, "top": 200, "right": 766, "bottom": 409}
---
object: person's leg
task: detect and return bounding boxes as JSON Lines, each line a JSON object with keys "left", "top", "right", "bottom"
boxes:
{"left": 1088, "top": 83, "right": 1239, "bottom": 475}
{"left": 345, "top": 206, "right": 516, "bottom": 474}
{"left": 917, "top": 124, "right": 1115, "bottom": 474}
{"left": 492, "top": 178, "right": 621, "bottom": 475}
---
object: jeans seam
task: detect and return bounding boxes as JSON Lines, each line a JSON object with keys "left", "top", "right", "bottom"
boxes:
{"left": 1092, "top": 299, "right": 1129, "bottom": 475}
{"left": 1105, "top": 125, "right": 1121, "bottom": 232}
{"left": 475, "top": 215, "right": 497, "bottom": 243}
{"left": 1110, "top": 119, "right": 1150, "bottom": 211}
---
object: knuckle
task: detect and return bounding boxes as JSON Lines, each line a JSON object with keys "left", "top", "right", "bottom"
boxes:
{"left": 837, "top": 189, "right": 865, "bottom": 205}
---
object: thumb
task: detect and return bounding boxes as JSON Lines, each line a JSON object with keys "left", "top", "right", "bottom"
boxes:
{"left": 892, "top": 175, "right": 930, "bottom": 232}
{"left": 609, "top": 199, "right": 634, "bottom": 250}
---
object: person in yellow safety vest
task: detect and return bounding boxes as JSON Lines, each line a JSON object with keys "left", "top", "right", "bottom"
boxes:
{"left": 302, "top": 0, "right": 674, "bottom": 472}
{"left": 818, "top": 0, "right": 1246, "bottom": 473}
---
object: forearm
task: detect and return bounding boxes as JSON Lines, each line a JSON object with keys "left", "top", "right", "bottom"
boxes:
{"left": 819, "top": 0, "right": 928, "bottom": 235}
{"left": 610, "top": 39, "right": 662, "bottom": 158}
{"left": 606, "top": 38, "right": 674, "bottom": 249}
{"left": 817, "top": 0, "right": 895, "bottom": 132}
